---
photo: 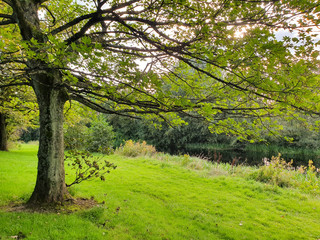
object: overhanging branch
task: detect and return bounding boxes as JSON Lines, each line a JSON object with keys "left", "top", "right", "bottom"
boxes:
{"left": 2, "top": 0, "right": 12, "bottom": 7}
{"left": 0, "top": 82, "right": 30, "bottom": 88}
{"left": 70, "top": 93, "right": 141, "bottom": 119}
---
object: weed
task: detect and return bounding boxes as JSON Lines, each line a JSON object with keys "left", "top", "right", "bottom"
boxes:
{"left": 296, "top": 160, "right": 320, "bottom": 194}
{"left": 187, "top": 160, "right": 204, "bottom": 170}
{"left": 181, "top": 154, "right": 191, "bottom": 166}
{"left": 250, "top": 154, "right": 296, "bottom": 188}
{"left": 213, "top": 151, "right": 223, "bottom": 163}
{"left": 250, "top": 154, "right": 320, "bottom": 193}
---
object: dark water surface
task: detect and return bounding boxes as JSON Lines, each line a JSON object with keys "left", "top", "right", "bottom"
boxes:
{"left": 187, "top": 148, "right": 320, "bottom": 168}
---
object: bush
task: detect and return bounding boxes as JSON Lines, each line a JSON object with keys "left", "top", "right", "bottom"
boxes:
{"left": 64, "top": 117, "right": 115, "bottom": 154}
{"left": 250, "top": 154, "right": 320, "bottom": 193}
{"left": 296, "top": 160, "right": 320, "bottom": 194}
{"left": 64, "top": 122, "right": 89, "bottom": 150}
{"left": 250, "top": 154, "right": 296, "bottom": 187}
{"left": 86, "top": 118, "right": 114, "bottom": 154}
{"left": 115, "top": 140, "right": 157, "bottom": 157}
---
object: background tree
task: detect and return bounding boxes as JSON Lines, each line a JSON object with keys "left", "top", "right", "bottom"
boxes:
{"left": 1, "top": 0, "right": 320, "bottom": 205}
{"left": 0, "top": 85, "right": 38, "bottom": 151}
{"left": 109, "top": 114, "right": 213, "bottom": 154}
{"left": 0, "top": 1, "right": 38, "bottom": 150}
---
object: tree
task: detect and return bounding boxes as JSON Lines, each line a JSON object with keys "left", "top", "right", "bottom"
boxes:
{"left": 108, "top": 114, "right": 213, "bottom": 154}
{"left": 0, "top": 111, "right": 7, "bottom": 151}
{"left": 0, "top": 85, "right": 37, "bottom": 151}
{"left": 0, "top": 2, "right": 38, "bottom": 150}
{"left": 1, "top": 0, "right": 320, "bottom": 205}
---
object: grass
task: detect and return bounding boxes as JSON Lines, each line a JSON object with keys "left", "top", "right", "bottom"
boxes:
{"left": 1, "top": 144, "right": 320, "bottom": 239}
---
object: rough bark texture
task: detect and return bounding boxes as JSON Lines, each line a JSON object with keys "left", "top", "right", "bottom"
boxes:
{"left": 10, "top": 0, "right": 70, "bottom": 204}
{"left": 0, "top": 112, "right": 8, "bottom": 151}
{"left": 28, "top": 70, "right": 69, "bottom": 204}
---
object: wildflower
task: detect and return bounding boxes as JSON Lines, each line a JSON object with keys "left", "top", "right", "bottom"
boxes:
{"left": 263, "top": 157, "right": 270, "bottom": 166}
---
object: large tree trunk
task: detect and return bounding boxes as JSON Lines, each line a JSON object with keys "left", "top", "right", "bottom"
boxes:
{"left": 10, "top": 0, "right": 70, "bottom": 205}
{"left": 28, "top": 70, "right": 69, "bottom": 205}
{"left": 0, "top": 112, "right": 8, "bottom": 151}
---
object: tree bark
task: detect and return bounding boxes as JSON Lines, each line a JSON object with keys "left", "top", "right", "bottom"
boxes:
{"left": 27, "top": 70, "right": 69, "bottom": 205}
{"left": 0, "top": 112, "right": 8, "bottom": 151}
{"left": 9, "top": 0, "right": 70, "bottom": 205}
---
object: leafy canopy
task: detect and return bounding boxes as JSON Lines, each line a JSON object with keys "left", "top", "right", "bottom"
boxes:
{"left": 1, "top": 0, "right": 320, "bottom": 139}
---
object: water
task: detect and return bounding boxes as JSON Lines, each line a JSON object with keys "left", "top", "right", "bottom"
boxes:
{"left": 186, "top": 148, "right": 320, "bottom": 168}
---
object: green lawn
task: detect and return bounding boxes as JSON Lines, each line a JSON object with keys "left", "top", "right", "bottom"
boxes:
{"left": 0, "top": 144, "right": 320, "bottom": 239}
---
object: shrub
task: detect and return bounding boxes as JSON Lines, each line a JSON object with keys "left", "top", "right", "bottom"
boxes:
{"left": 250, "top": 154, "right": 296, "bottom": 188}
{"left": 86, "top": 118, "right": 115, "bottom": 154}
{"left": 64, "top": 117, "right": 115, "bottom": 154}
{"left": 250, "top": 154, "right": 320, "bottom": 193}
{"left": 115, "top": 140, "right": 157, "bottom": 157}
{"left": 64, "top": 122, "right": 89, "bottom": 150}
{"left": 295, "top": 160, "right": 320, "bottom": 194}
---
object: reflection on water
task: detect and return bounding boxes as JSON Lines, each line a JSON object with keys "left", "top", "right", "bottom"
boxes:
{"left": 187, "top": 148, "right": 320, "bottom": 168}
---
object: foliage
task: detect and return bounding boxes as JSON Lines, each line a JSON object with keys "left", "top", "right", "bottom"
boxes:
{"left": 2, "top": 0, "right": 320, "bottom": 135}
{"left": 296, "top": 160, "right": 320, "bottom": 194}
{"left": 108, "top": 113, "right": 320, "bottom": 161}
{"left": 65, "top": 149, "right": 116, "bottom": 187}
{"left": 19, "top": 127, "right": 40, "bottom": 143}
{"left": 0, "top": 10, "right": 38, "bottom": 148}
{"left": 115, "top": 140, "right": 157, "bottom": 157}
{"left": 109, "top": 114, "right": 224, "bottom": 154}
{"left": 250, "top": 154, "right": 320, "bottom": 193}
{"left": 0, "top": 86, "right": 38, "bottom": 146}
{"left": 258, "top": 115, "right": 320, "bottom": 149}
{"left": 86, "top": 117, "right": 115, "bottom": 154}
{"left": 64, "top": 116, "right": 115, "bottom": 154}
{"left": 64, "top": 122, "right": 89, "bottom": 150}
{"left": 250, "top": 154, "right": 296, "bottom": 187}
{"left": 2, "top": 0, "right": 320, "bottom": 204}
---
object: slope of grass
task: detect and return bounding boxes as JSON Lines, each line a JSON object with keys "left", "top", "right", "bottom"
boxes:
{"left": 0, "top": 144, "right": 320, "bottom": 239}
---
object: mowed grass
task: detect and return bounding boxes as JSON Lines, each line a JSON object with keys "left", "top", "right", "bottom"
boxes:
{"left": 0, "top": 144, "right": 320, "bottom": 239}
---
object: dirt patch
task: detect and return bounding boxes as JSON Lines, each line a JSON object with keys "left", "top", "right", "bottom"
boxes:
{"left": 2, "top": 197, "right": 101, "bottom": 214}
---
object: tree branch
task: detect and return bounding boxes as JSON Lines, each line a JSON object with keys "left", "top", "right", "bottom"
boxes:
{"left": 40, "top": 4, "right": 56, "bottom": 26}
{"left": 50, "top": 12, "right": 97, "bottom": 36}
{"left": 70, "top": 93, "right": 142, "bottom": 119}
{"left": 0, "top": 13, "right": 14, "bottom": 19}
{"left": 2, "top": 0, "right": 12, "bottom": 7}
{"left": 0, "top": 13, "right": 16, "bottom": 25}
{"left": 0, "top": 20, "right": 15, "bottom": 25}
{"left": 50, "top": 0, "right": 140, "bottom": 36}
{"left": 0, "top": 82, "right": 30, "bottom": 88}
